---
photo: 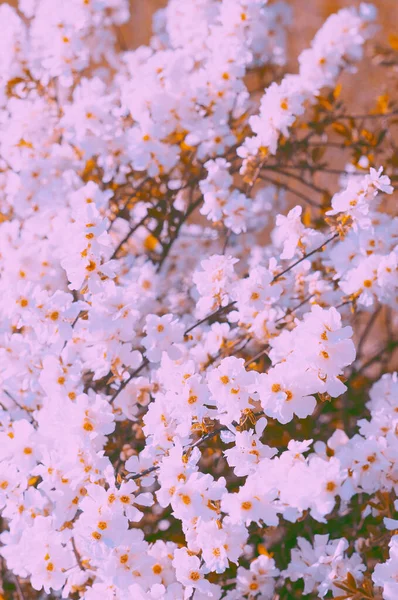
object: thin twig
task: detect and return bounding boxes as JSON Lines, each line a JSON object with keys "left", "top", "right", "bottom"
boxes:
{"left": 111, "top": 213, "right": 150, "bottom": 259}
{"left": 336, "top": 110, "right": 398, "bottom": 120}
{"left": 184, "top": 303, "right": 236, "bottom": 337}
{"left": 277, "top": 165, "right": 366, "bottom": 177}
{"left": 156, "top": 196, "right": 203, "bottom": 272}
{"left": 71, "top": 537, "right": 86, "bottom": 572}
{"left": 262, "top": 166, "right": 327, "bottom": 195}
{"left": 13, "top": 575, "right": 25, "bottom": 600}
{"left": 259, "top": 174, "right": 322, "bottom": 208}
{"left": 354, "top": 341, "right": 398, "bottom": 376}
{"left": 126, "top": 428, "right": 222, "bottom": 482}
{"left": 356, "top": 306, "right": 382, "bottom": 360}
{"left": 109, "top": 358, "right": 149, "bottom": 404}
{"left": 184, "top": 235, "right": 339, "bottom": 337}
{"left": 244, "top": 346, "right": 270, "bottom": 368}
{"left": 272, "top": 234, "right": 339, "bottom": 282}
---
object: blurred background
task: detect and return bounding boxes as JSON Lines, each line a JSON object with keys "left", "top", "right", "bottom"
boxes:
{"left": 122, "top": 0, "right": 398, "bottom": 54}
{"left": 4, "top": 0, "right": 398, "bottom": 54}
{"left": 120, "top": 0, "right": 398, "bottom": 109}
{"left": 3, "top": 0, "right": 398, "bottom": 107}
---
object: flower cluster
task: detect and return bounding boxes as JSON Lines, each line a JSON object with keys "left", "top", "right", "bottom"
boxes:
{"left": 0, "top": 0, "right": 397, "bottom": 599}
{"left": 238, "top": 3, "right": 377, "bottom": 163}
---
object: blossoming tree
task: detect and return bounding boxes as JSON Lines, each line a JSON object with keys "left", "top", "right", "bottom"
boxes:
{"left": 0, "top": 1, "right": 397, "bottom": 599}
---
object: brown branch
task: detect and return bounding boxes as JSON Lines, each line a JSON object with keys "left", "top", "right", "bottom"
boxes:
{"left": 272, "top": 234, "right": 339, "bottom": 282}
{"left": 261, "top": 166, "right": 327, "bottom": 195}
{"left": 356, "top": 306, "right": 382, "bottom": 360}
{"left": 109, "top": 358, "right": 149, "bottom": 404}
{"left": 336, "top": 109, "right": 398, "bottom": 120}
{"left": 71, "top": 537, "right": 86, "bottom": 572}
{"left": 259, "top": 174, "right": 322, "bottom": 208}
{"left": 110, "top": 213, "right": 151, "bottom": 259}
{"left": 277, "top": 165, "right": 367, "bottom": 176}
{"left": 156, "top": 195, "right": 204, "bottom": 273}
{"left": 126, "top": 428, "right": 222, "bottom": 482}
{"left": 13, "top": 576, "right": 25, "bottom": 600}
{"left": 354, "top": 341, "right": 398, "bottom": 376}
{"left": 184, "top": 303, "right": 236, "bottom": 337}
{"left": 184, "top": 236, "right": 339, "bottom": 337}
{"left": 244, "top": 346, "right": 270, "bottom": 368}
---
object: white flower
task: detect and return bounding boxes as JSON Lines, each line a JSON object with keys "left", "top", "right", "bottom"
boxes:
{"left": 258, "top": 363, "right": 317, "bottom": 424}
{"left": 207, "top": 356, "right": 258, "bottom": 425}
{"left": 143, "top": 314, "right": 184, "bottom": 362}
{"left": 372, "top": 535, "right": 398, "bottom": 600}
{"left": 173, "top": 548, "right": 212, "bottom": 594}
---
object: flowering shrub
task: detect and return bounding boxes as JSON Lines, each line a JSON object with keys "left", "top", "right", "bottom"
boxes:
{"left": 0, "top": 1, "right": 398, "bottom": 598}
